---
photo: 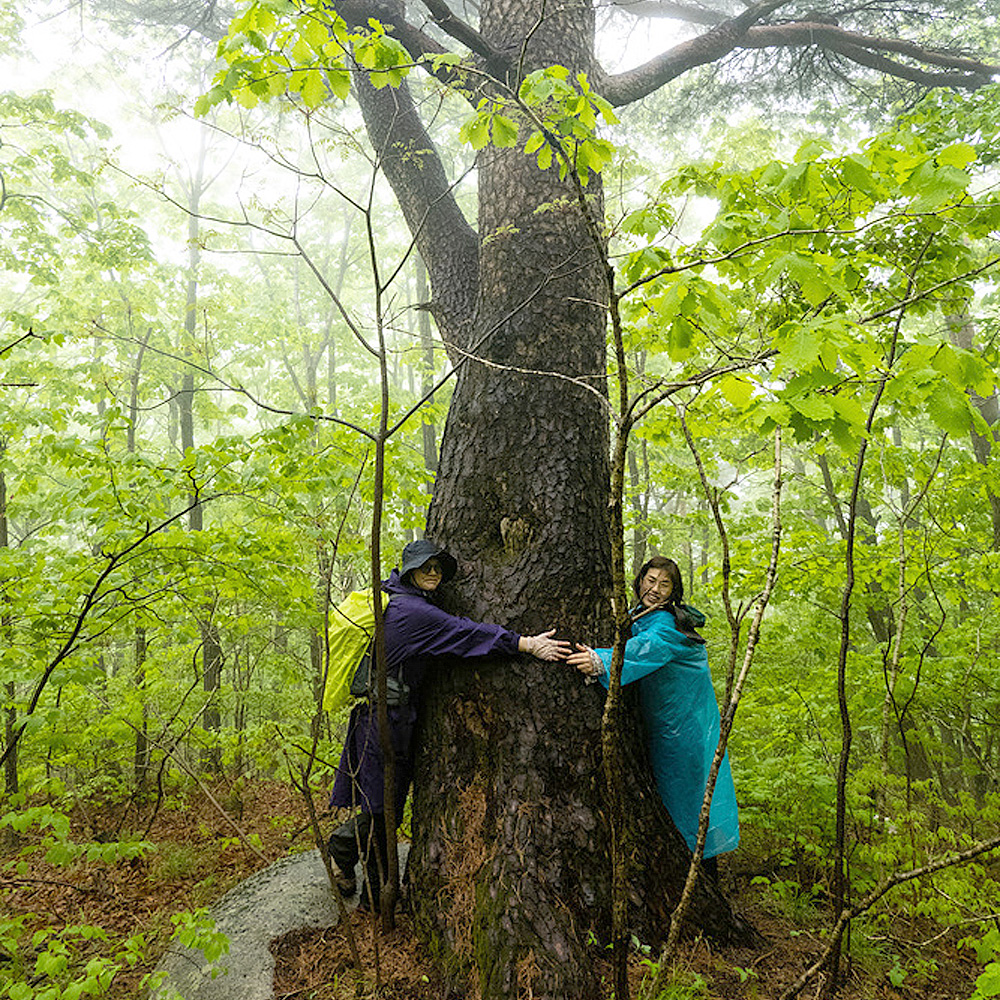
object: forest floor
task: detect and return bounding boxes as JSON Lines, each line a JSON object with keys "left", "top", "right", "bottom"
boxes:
{"left": 2, "top": 780, "right": 984, "bottom": 1000}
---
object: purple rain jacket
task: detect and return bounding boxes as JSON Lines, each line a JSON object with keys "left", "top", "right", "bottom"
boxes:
{"left": 329, "top": 568, "right": 521, "bottom": 818}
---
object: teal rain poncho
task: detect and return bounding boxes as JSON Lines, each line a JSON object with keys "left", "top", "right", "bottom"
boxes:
{"left": 593, "top": 606, "right": 740, "bottom": 859}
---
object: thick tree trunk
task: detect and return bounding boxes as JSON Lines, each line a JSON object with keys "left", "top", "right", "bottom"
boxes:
{"left": 410, "top": 661, "right": 753, "bottom": 997}
{"left": 412, "top": 9, "right": 613, "bottom": 986}
{"left": 341, "top": 0, "right": 756, "bottom": 992}
{"left": 384, "top": 0, "right": 752, "bottom": 995}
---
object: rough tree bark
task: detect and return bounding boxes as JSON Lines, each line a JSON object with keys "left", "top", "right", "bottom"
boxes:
{"left": 410, "top": 0, "right": 623, "bottom": 982}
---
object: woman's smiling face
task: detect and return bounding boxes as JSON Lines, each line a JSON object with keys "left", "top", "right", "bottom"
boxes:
{"left": 638, "top": 567, "right": 673, "bottom": 609}
{"left": 411, "top": 558, "right": 444, "bottom": 592}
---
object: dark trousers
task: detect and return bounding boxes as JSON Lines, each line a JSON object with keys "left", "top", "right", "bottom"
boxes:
{"left": 328, "top": 812, "right": 388, "bottom": 910}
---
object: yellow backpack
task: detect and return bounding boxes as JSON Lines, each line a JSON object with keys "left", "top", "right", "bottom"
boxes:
{"left": 322, "top": 590, "right": 387, "bottom": 713}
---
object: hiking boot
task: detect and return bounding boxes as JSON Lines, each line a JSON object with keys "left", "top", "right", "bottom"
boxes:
{"left": 334, "top": 867, "right": 357, "bottom": 897}
{"left": 357, "top": 886, "right": 379, "bottom": 914}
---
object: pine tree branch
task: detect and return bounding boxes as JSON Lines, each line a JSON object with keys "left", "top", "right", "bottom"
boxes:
{"left": 601, "top": 15, "right": 999, "bottom": 106}
{"left": 351, "top": 69, "right": 480, "bottom": 345}
{"left": 741, "top": 22, "right": 999, "bottom": 89}
{"left": 742, "top": 21, "right": 1000, "bottom": 76}
{"left": 599, "top": 0, "right": 794, "bottom": 105}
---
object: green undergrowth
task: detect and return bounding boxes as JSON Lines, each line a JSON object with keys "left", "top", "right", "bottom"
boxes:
{"left": 0, "top": 778, "right": 307, "bottom": 1000}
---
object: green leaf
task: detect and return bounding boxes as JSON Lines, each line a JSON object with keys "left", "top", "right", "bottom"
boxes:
{"left": 716, "top": 375, "right": 754, "bottom": 409}
{"left": 905, "top": 159, "right": 970, "bottom": 209}
{"left": 795, "top": 138, "right": 831, "bottom": 162}
{"left": 829, "top": 394, "right": 866, "bottom": 431}
{"left": 888, "top": 960, "right": 907, "bottom": 988}
{"left": 492, "top": 115, "right": 519, "bottom": 148}
{"left": 975, "top": 962, "right": 1000, "bottom": 998}
{"left": 772, "top": 321, "right": 821, "bottom": 373}
{"left": 766, "top": 252, "right": 831, "bottom": 307}
{"left": 328, "top": 67, "right": 351, "bottom": 98}
{"left": 668, "top": 317, "right": 696, "bottom": 359}
{"left": 300, "top": 68, "right": 325, "bottom": 107}
{"left": 746, "top": 399, "right": 791, "bottom": 433}
{"left": 927, "top": 380, "right": 973, "bottom": 435}
{"left": 524, "top": 131, "right": 545, "bottom": 155}
{"left": 937, "top": 142, "right": 977, "bottom": 169}
{"left": 235, "top": 87, "right": 260, "bottom": 109}
{"left": 840, "top": 154, "right": 878, "bottom": 196}
{"left": 467, "top": 118, "right": 489, "bottom": 150}
{"left": 789, "top": 394, "right": 834, "bottom": 421}
{"left": 45, "top": 841, "right": 75, "bottom": 865}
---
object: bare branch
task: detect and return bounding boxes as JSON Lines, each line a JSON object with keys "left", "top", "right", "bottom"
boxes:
{"left": 91, "top": 327, "right": 379, "bottom": 442}
{"left": 417, "top": 0, "right": 507, "bottom": 67}
{"left": 2, "top": 331, "right": 45, "bottom": 358}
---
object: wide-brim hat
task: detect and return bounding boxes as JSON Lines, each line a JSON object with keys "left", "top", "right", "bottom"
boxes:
{"left": 400, "top": 539, "right": 457, "bottom": 582}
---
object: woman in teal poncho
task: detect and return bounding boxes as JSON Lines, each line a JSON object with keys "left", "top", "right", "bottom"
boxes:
{"left": 568, "top": 556, "right": 739, "bottom": 866}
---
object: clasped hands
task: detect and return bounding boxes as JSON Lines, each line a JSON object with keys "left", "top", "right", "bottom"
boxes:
{"left": 519, "top": 629, "right": 572, "bottom": 662}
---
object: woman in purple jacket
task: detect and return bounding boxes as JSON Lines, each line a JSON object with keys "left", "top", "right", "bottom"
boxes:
{"left": 328, "top": 538, "right": 568, "bottom": 910}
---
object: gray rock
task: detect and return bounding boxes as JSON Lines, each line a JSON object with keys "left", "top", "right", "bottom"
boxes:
{"left": 150, "top": 845, "right": 409, "bottom": 1000}
{"left": 150, "top": 849, "right": 348, "bottom": 1000}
